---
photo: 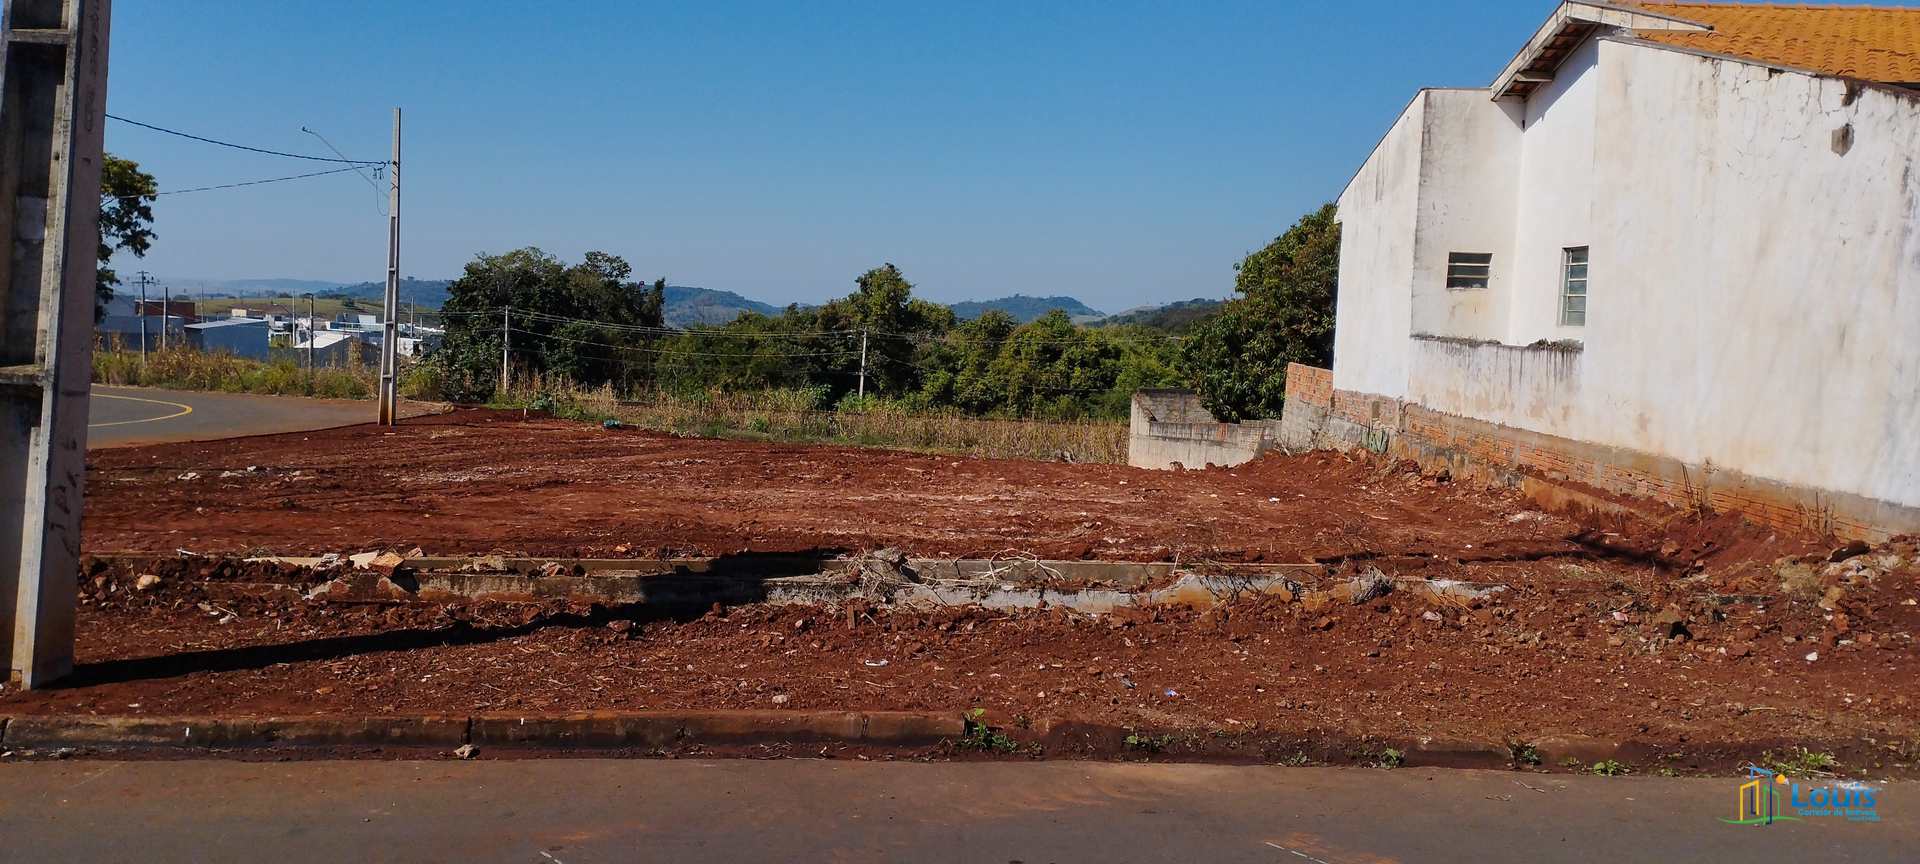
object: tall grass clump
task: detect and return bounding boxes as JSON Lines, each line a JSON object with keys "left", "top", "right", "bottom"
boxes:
{"left": 92, "top": 343, "right": 380, "bottom": 400}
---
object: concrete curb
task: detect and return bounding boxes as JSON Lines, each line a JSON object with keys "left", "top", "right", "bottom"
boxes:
{"left": 471, "top": 710, "right": 963, "bottom": 749}
{"left": 0, "top": 710, "right": 964, "bottom": 752}
{"left": 1026, "top": 719, "right": 1519, "bottom": 769}
{"left": 0, "top": 715, "right": 468, "bottom": 749}
{"left": 0, "top": 712, "right": 1827, "bottom": 775}
{"left": 1399, "top": 736, "right": 1515, "bottom": 769}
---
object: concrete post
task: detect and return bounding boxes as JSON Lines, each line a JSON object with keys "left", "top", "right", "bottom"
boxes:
{"left": 377, "top": 107, "right": 400, "bottom": 425}
{"left": 0, "top": 0, "right": 113, "bottom": 688}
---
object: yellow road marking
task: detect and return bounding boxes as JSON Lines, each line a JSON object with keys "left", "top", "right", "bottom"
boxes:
{"left": 88, "top": 392, "right": 194, "bottom": 428}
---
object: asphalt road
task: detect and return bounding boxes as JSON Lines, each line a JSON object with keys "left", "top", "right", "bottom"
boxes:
{"left": 87, "top": 385, "right": 400, "bottom": 448}
{"left": 0, "top": 760, "right": 1906, "bottom": 863}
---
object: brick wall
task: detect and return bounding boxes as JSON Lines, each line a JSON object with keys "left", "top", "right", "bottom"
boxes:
{"left": 1278, "top": 363, "right": 1919, "bottom": 541}
{"left": 1283, "top": 363, "right": 1332, "bottom": 407}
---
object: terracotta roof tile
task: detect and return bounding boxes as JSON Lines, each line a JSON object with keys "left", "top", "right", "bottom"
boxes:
{"left": 1626, "top": 3, "right": 1920, "bottom": 83}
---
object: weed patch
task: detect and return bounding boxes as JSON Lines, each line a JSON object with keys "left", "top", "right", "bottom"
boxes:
{"left": 1763, "top": 748, "right": 1839, "bottom": 776}
{"left": 955, "top": 708, "right": 1018, "bottom": 753}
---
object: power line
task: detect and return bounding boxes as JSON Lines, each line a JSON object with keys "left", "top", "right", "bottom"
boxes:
{"left": 868, "top": 353, "right": 1132, "bottom": 395}
{"left": 506, "top": 306, "right": 1184, "bottom": 345}
{"left": 512, "top": 307, "right": 861, "bottom": 340}
{"left": 510, "top": 339, "right": 862, "bottom": 376}
{"left": 303, "top": 125, "right": 389, "bottom": 215}
{"left": 880, "top": 326, "right": 1186, "bottom": 346}
{"left": 106, "top": 114, "right": 386, "bottom": 165}
{"left": 508, "top": 325, "right": 864, "bottom": 359}
{"left": 479, "top": 317, "right": 1154, "bottom": 397}
{"left": 120, "top": 165, "right": 366, "bottom": 196}
{"left": 439, "top": 306, "right": 1186, "bottom": 356}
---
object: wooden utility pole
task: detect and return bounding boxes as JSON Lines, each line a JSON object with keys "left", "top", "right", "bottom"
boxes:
{"left": 1, "top": 0, "right": 113, "bottom": 688}
{"left": 377, "top": 107, "right": 401, "bottom": 424}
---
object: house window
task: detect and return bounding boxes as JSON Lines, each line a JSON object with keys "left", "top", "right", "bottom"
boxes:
{"left": 1445, "top": 252, "right": 1492, "bottom": 290}
{"left": 1560, "top": 246, "right": 1588, "bottom": 326}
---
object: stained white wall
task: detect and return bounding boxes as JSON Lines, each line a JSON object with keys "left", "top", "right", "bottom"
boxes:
{"left": 1510, "top": 36, "right": 1600, "bottom": 343}
{"left": 1331, "top": 94, "right": 1423, "bottom": 399}
{"left": 1333, "top": 36, "right": 1920, "bottom": 510}
{"left": 1410, "top": 91, "right": 1523, "bottom": 341}
{"left": 1583, "top": 40, "right": 1920, "bottom": 506}
{"left": 1406, "top": 337, "right": 1584, "bottom": 431}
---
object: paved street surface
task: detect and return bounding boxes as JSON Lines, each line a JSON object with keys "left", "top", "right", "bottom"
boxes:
{"left": 0, "top": 760, "right": 1906, "bottom": 863}
{"left": 88, "top": 385, "right": 421, "bottom": 448}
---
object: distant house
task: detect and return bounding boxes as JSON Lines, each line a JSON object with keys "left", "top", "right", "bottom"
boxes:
{"left": 94, "top": 295, "right": 200, "bottom": 349}
{"left": 283, "top": 331, "right": 378, "bottom": 368}
{"left": 183, "top": 317, "right": 270, "bottom": 360}
{"left": 330, "top": 313, "right": 381, "bottom": 334}
{"left": 134, "top": 299, "right": 198, "bottom": 322}
{"left": 1295, "top": 1, "right": 1920, "bottom": 540}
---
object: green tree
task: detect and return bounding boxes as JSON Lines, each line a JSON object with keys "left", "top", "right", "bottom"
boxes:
{"left": 433, "top": 248, "right": 668, "bottom": 401}
{"left": 911, "top": 311, "right": 1180, "bottom": 419}
{"left": 916, "top": 309, "right": 1017, "bottom": 413}
{"left": 1180, "top": 203, "right": 1340, "bottom": 421}
{"left": 97, "top": 154, "right": 157, "bottom": 321}
{"left": 654, "top": 309, "right": 834, "bottom": 395}
{"left": 809, "top": 264, "right": 953, "bottom": 398}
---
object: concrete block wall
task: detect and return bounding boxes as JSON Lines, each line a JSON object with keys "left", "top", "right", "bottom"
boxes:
{"left": 1127, "top": 389, "right": 1281, "bottom": 470}
{"left": 1279, "top": 362, "right": 1920, "bottom": 542}
{"left": 1130, "top": 389, "right": 1218, "bottom": 426}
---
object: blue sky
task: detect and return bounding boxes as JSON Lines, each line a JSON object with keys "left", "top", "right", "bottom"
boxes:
{"left": 110, "top": 1, "right": 1550, "bottom": 311}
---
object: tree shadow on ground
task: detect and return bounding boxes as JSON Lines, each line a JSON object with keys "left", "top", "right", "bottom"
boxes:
{"left": 53, "top": 548, "right": 848, "bottom": 689}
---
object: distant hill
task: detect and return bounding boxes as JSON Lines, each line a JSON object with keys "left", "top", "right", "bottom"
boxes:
{"left": 1093, "top": 297, "right": 1224, "bottom": 333}
{"left": 949, "top": 295, "right": 1104, "bottom": 323}
{"left": 324, "top": 278, "right": 454, "bottom": 308}
{"left": 160, "top": 277, "right": 453, "bottom": 308}
{"left": 663, "top": 285, "right": 782, "bottom": 327}
{"left": 165, "top": 277, "right": 351, "bottom": 298}
{"left": 154, "top": 277, "right": 1185, "bottom": 333}
{"left": 152, "top": 277, "right": 776, "bottom": 327}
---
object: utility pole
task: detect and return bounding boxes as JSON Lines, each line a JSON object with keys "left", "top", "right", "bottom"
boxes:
{"left": 2, "top": 0, "right": 113, "bottom": 689}
{"left": 132, "top": 269, "right": 153, "bottom": 359}
{"left": 302, "top": 292, "right": 316, "bottom": 391}
{"left": 159, "top": 282, "right": 169, "bottom": 351}
{"left": 500, "top": 307, "right": 511, "bottom": 396}
{"left": 858, "top": 328, "right": 869, "bottom": 398}
{"left": 377, "top": 107, "right": 402, "bottom": 425}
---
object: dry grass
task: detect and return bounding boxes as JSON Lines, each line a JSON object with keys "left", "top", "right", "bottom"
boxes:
{"left": 506, "top": 375, "right": 1128, "bottom": 464}
{"left": 89, "top": 341, "right": 418, "bottom": 401}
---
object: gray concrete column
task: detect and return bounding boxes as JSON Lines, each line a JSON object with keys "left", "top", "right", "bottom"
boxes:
{"left": 1, "top": 0, "right": 112, "bottom": 688}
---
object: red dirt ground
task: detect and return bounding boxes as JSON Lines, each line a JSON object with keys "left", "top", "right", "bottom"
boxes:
{"left": 4, "top": 549, "right": 1917, "bottom": 773}
{"left": 13, "top": 411, "right": 1913, "bottom": 771}
{"left": 85, "top": 409, "right": 1600, "bottom": 563}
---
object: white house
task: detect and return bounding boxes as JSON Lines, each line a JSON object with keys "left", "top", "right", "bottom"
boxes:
{"left": 1319, "top": 1, "right": 1920, "bottom": 538}
{"left": 286, "top": 330, "right": 377, "bottom": 368}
